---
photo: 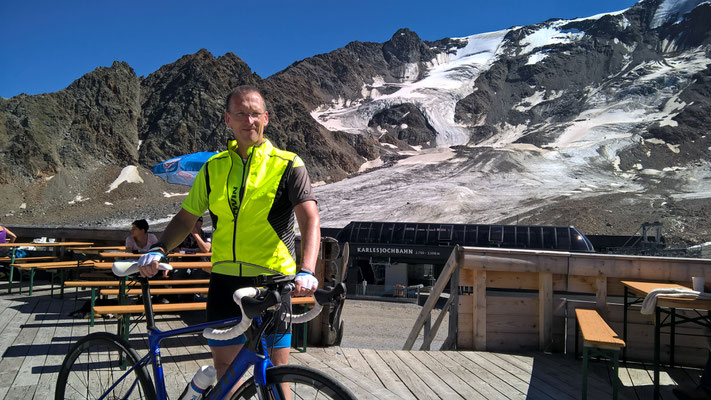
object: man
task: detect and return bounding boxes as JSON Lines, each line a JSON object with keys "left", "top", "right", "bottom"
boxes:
{"left": 137, "top": 85, "right": 320, "bottom": 385}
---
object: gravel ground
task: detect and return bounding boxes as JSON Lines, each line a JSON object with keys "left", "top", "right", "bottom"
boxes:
{"left": 338, "top": 298, "right": 450, "bottom": 350}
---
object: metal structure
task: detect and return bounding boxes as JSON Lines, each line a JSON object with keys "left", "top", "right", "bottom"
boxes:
{"left": 336, "top": 221, "right": 595, "bottom": 295}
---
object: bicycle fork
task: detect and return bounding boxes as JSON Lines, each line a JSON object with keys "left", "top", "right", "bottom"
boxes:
{"left": 203, "top": 348, "right": 274, "bottom": 400}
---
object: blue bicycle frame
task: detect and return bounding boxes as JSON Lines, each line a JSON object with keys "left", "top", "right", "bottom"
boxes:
{"left": 112, "top": 314, "right": 277, "bottom": 400}
{"left": 120, "top": 277, "right": 286, "bottom": 400}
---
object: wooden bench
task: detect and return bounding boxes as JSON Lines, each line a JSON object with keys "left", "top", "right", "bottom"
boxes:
{"left": 99, "top": 252, "right": 212, "bottom": 258}
{"left": 65, "top": 279, "right": 211, "bottom": 326}
{"left": 93, "top": 261, "right": 212, "bottom": 270}
{"left": 0, "top": 256, "right": 58, "bottom": 263}
{"left": 100, "top": 287, "right": 209, "bottom": 296}
{"left": 575, "top": 308, "right": 626, "bottom": 400}
{"left": 9, "top": 260, "right": 96, "bottom": 296}
{"left": 95, "top": 295, "right": 317, "bottom": 351}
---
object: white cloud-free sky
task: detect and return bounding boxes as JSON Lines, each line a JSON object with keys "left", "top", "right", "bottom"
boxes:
{"left": 0, "top": 0, "right": 637, "bottom": 98}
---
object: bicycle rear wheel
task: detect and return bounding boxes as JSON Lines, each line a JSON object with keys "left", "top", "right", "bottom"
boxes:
{"left": 55, "top": 332, "right": 156, "bottom": 400}
{"left": 231, "top": 365, "right": 356, "bottom": 400}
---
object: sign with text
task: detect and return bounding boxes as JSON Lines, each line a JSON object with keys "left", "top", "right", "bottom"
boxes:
{"left": 352, "top": 244, "right": 451, "bottom": 261}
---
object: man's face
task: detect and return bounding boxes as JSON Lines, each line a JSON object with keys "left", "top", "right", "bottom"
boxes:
{"left": 224, "top": 91, "right": 269, "bottom": 149}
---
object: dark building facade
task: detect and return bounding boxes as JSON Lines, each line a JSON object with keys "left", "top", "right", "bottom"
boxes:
{"left": 334, "top": 221, "right": 595, "bottom": 296}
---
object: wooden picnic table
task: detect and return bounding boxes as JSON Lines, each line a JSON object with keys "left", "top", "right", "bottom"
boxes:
{"left": 99, "top": 252, "right": 212, "bottom": 258}
{"left": 70, "top": 246, "right": 126, "bottom": 254}
{"left": 9, "top": 260, "right": 96, "bottom": 296}
{"left": 1, "top": 242, "right": 94, "bottom": 294}
{"left": 621, "top": 280, "right": 711, "bottom": 399}
{"left": 0, "top": 241, "right": 94, "bottom": 249}
{"left": 93, "top": 261, "right": 212, "bottom": 270}
{"left": 65, "top": 278, "right": 211, "bottom": 326}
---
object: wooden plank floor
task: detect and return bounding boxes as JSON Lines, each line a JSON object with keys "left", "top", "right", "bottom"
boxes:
{"left": 0, "top": 281, "right": 704, "bottom": 399}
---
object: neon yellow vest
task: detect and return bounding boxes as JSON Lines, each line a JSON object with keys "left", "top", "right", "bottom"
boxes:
{"left": 200, "top": 139, "right": 302, "bottom": 276}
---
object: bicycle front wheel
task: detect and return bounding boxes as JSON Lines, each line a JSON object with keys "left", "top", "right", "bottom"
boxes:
{"left": 55, "top": 332, "right": 156, "bottom": 400}
{"left": 232, "top": 365, "right": 356, "bottom": 400}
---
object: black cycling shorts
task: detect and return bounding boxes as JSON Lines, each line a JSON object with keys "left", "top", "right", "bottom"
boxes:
{"left": 206, "top": 273, "right": 292, "bottom": 335}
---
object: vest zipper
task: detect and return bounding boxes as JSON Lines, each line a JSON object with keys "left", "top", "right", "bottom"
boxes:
{"left": 232, "top": 150, "right": 253, "bottom": 275}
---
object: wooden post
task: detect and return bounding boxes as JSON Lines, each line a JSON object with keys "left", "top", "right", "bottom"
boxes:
{"left": 595, "top": 276, "right": 608, "bottom": 316}
{"left": 444, "top": 263, "right": 460, "bottom": 350}
{"left": 539, "top": 272, "right": 553, "bottom": 351}
{"left": 404, "top": 246, "right": 460, "bottom": 350}
{"left": 474, "top": 270, "right": 487, "bottom": 350}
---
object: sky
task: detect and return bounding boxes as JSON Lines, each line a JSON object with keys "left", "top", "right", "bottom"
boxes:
{"left": 1, "top": 0, "right": 639, "bottom": 99}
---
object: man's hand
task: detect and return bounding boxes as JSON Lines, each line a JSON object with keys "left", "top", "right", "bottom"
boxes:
{"left": 294, "top": 270, "right": 318, "bottom": 297}
{"left": 136, "top": 252, "right": 163, "bottom": 278}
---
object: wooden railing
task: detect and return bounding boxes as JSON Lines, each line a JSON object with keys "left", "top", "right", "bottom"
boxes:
{"left": 405, "top": 245, "right": 711, "bottom": 366}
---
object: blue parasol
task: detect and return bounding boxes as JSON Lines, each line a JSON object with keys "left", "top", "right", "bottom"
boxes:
{"left": 151, "top": 151, "right": 217, "bottom": 186}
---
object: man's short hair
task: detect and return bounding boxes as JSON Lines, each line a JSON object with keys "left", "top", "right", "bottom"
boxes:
{"left": 225, "top": 85, "right": 269, "bottom": 112}
{"left": 132, "top": 219, "right": 149, "bottom": 232}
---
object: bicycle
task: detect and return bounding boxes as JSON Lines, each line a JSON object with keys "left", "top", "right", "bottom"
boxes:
{"left": 54, "top": 261, "right": 356, "bottom": 400}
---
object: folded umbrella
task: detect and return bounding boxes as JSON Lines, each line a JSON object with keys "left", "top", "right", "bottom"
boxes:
{"left": 152, "top": 152, "right": 217, "bottom": 186}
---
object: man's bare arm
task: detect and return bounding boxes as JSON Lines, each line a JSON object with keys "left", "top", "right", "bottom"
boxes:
{"left": 294, "top": 200, "right": 320, "bottom": 295}
{"left": 160, "top": 208, "right": 201, "bottom": 252}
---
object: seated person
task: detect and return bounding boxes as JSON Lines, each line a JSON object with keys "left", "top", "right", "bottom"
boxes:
{"left": 0, "top": 224, "right": 17, "bottom": 244}
{"left": 174, "top": 216, "right": 212, "bottom": 281}
{"left": 178, "top": 216, "right": 212, "bottom": 255}
{"left": 125, "top": 219, "right": 159, "bottom": 253}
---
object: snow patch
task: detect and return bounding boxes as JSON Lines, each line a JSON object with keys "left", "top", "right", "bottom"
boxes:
{"left": 358, "top": 157, "right": 384, "bottom": 172}
{"left": 68, "top": 194, "right": 90, "bottom": 205}
{"left": 107, "top": 166, "right": 144, "bottom": 193}
{"left": 520, "top": 24, "right": 585, "bottom": 54}
{"left": 650, "top": 0, "right": 707, "bottom": 29}
{"left": 526, "top": 52, "right": 548, "bottom": 65}
{"left": 163, "top": 191, "right": 189, "bottom": 198}
{"left": 397, "top": 148, "right": 456, "bottom": 165}
{"left": 667, "top": 143, "right": 681, "bottom": 153}
{"left": 514, "top": 90, "right": 547, "bottom": 112}
{"left": 311, "top": 30, "right": 509, "bottom": 147}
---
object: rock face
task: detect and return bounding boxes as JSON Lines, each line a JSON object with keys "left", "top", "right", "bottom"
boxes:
{"left": 368, "top": 103, "right": 437, "bottom": 147}
{"left": 0, "top": 61, "right": 141, "bottom": 183}
{"left": 1, "top": 0, "right": 710, "bottom": 247}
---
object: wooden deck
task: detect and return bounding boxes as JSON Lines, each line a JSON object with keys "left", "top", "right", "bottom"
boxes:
{"left": 0, "top": 281, "right": 704, "bottom": 399}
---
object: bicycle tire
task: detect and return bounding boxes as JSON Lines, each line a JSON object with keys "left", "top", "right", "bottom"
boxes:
{"left": 55, "top": 331, "right": 157, "bottom": 400}
{"left": 231, "top": 365, "right": 356, "bottom": 400}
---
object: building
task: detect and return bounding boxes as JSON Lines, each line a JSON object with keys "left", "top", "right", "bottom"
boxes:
{"left": 335, "top": 221, "right": 594, "bottom": 296}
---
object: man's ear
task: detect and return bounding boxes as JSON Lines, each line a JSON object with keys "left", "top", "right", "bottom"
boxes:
{"left": 224, "top": 111, "right": 231, "bottom": 125}
{"left": 264, "top": 111, "right": 269, "bottom": 126}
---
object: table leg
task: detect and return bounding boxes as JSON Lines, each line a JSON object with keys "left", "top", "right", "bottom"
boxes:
{"left": 612, "top": 349, "right": 620, "bottom": 400}
{"left": 90, "top": 288, "right": 95, "bottom": 327}
{"left": 670, "top": 308, "right": 676, "bottom": 367}
{"left": 29, "top": 268, "right": 35, "bottom": 296}
{"left": 582, "top": 346, "right": 590, "bottom": 400}
{"left": 623, "top": 287, "right": 628, "bottom": 361}
{"left": 17, "top": 266, "right": 23, "bottom": 294}
{"left": 654, "top": 306, "right": 660, "bottom": 400}
{"left": 7, "top": 248, "right": 16, "bottom": 294}
{"left": 60, "top": 269, "right": 65, "bottom": 298}
{"left": 7, "top": 266, "right": 13, "bottom": 294}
